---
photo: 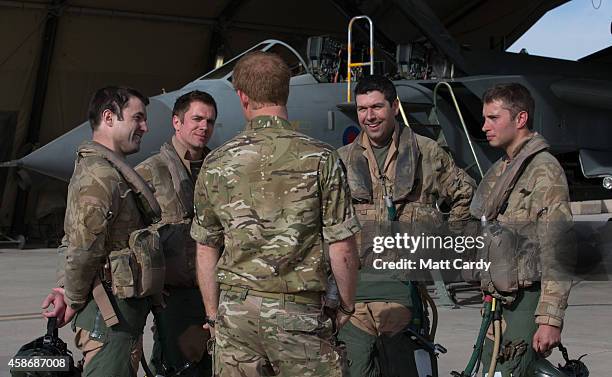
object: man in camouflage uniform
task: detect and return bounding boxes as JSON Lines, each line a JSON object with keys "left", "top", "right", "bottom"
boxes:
{"left": 191, "top": 51, "right": 361, "bottom": 377}
{"left": 471, "top": 83, "right": 572, "bottom": 376}
{"left": 337, "top": 75, "right": 475, "bottom": 377}
{"left": 41, "top": 86, "right": 156, "bottom": 377}
{"left": 135, "top": 90, "right": 216, "bottom": 376}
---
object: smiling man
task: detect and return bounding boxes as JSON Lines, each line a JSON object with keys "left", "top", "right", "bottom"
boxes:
{"left": 41, "top": 86, "right": 163, "bottom": 377}
{"left": 337, "top": 75, "right": 475, "bottom": 377}
{"left": 135, "top": 90, "right": 217, "bottom": 377}
{"left": 471, "top": 83, "right": 573, "bottom": 376}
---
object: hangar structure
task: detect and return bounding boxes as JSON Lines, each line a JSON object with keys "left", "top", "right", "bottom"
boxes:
{"left": 0, "top": 0, "right": 573, "bottom": 243}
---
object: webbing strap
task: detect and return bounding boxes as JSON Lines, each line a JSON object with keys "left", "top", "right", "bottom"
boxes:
{"left": 92, "top": 276, "right": 119, "bottom": 327}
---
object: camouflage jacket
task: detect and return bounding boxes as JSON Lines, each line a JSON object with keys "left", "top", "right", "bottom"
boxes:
{"left": 61, "top": 141, "right": 145, "bottom": 309}
{"left": 471, "top": 133, "right": 572, "bottom": 327}
{"left": 136, "top": 137, "right": 209, "bottom": 288}
{"left": 190, "top": 115, "right": 361, "bottom": 293}
{"left": 337, "top": 124, "right": 475, "bottom": 224}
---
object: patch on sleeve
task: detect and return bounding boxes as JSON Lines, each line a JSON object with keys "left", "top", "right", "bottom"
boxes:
{"left": 81, "top": 204, "right": 110, "bottom": 235}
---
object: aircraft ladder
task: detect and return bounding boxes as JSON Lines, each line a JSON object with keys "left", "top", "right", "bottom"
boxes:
{"left": 346, "top": 15, "right": 374, "bottom": 102}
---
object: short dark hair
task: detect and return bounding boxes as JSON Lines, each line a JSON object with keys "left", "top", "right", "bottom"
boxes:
{"left": 482, "top": 83, "right": 535, "bottom": 129}
{"left": 88, "top": 86, "right": 149, "bottom": 130}
{"left": 232, "top": 51, "right": 290, "bottom": 107}
{"left": 172, "top": 90, "right": 218, "bottom": 122}
{"left": 354, "top": 75, "right": 397, "bottom": 105}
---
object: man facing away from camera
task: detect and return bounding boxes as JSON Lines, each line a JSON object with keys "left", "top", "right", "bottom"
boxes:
{"left": 191, "top": 51, "right": 361, "bottom": 376}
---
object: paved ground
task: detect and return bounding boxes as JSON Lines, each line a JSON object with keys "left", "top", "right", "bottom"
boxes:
{"left": 1, "top": 247, "right": 610, "bottom": 376}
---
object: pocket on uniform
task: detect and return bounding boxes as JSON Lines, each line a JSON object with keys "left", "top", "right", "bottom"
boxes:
{"left": 110, "top": 254, "right": 134, "bottom": 286}
{"left": 279, "top": 312, "right": 320, "bottom": 333}
{"left": 415, "top": 205, "right": 443, "bottom": 226}
{"left": 109, "top": 249, "right": 136, "bottom": 298}
{"left": 74, "top": 327, "right": 105, "bottom": 367}
{"left": 215, "top": 290, "right": 230, "bottom": 328}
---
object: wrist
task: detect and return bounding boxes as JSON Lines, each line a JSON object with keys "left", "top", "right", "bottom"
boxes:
{"left": 204, "top": 316, "right": 216, "bottom": 327}
{"left": 535, "top": 314, "right": 563, "bottom": 328}
{"left": 205, "top": 312, "right": 217, "bottom": 328}
{"left": 338, "top": 303, "right": 355, "bottom": 316}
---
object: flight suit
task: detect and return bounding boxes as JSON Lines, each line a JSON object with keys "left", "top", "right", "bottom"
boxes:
{"left": 470, "top": 133, "right": 573, "bottom": 376}
{"left": 136, "top": 136, "right": 212, "bottom": 376}
{"left": 191, "top": 115, "right": 361, "bottom": 377}
{"left": 337, "top": 124, "right": 475, "bottom": 377}
{"left": 59, "top": 141, "right": 155, "bottom": 377}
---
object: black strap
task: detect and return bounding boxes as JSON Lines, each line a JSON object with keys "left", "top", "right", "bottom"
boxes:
{"left": 46, "top": 317, "right": 58, "bottom": 338}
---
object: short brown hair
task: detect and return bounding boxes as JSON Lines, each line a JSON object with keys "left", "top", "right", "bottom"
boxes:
{"left": 483, "top": 83, "right": 535, "bottom": 129}
{"left": 88, "top": 86, "right": 149, "bottom": 131}
{"left": 232, "top": 51, "right": 290, "bottom": 107}
{"left": 172, "top": 90, "right": 218, "bottom": 122}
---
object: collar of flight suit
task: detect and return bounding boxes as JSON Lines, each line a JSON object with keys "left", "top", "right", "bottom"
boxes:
{"left": 171, "top": 135, "right": 206, "bottom": 177}
{"left": 245, "top": 115, "right": 293, "bottom": 131}
{"left": 345, "top": 122, "right": 420, "bottom": 203}
{"left": 470, "top": 132, "right": 549, "bottom": 220}
{"left": 161, "top": 138, "right": 210, "bottom": 218}
{"left": 505, "top": 132, "right": 538, "bottom": 162}
{"left": 78, "top": 140, "right": 162, "bottom": 224}
{"left": 78, "top": 140, "right": 125, "bottom": 160}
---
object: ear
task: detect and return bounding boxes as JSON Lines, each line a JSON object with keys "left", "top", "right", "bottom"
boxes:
{"left": 391, "top": 97, "right": 400, "bottom": 117}
{"left": 236, "top": 90, "right": 249, "bottom": 110}
{"left": 101, "top": 109, "right": 114, "bottom": 127}
{"left": 172, "top": 114, "right": 181, "bottom": 132}
{"left": 515, "top": 110, "right": 529, "bottom": 130}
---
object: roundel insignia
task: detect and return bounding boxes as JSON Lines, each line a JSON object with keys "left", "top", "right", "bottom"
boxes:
{"left": 342, "top": 125, "right": 360, "bottom": 145}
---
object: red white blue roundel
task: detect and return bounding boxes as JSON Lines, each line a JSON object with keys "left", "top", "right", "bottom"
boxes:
{"left": 343, "top": 125, "right": 360, "bottom": 145}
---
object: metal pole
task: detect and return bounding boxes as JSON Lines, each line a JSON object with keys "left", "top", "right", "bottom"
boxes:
{"left": 346, "top": 15, "right": 374, "bottom": 102}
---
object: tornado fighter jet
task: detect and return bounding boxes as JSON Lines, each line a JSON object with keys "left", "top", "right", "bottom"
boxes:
{"left": 3, "top": 1, "right": 612, "bottom": 202}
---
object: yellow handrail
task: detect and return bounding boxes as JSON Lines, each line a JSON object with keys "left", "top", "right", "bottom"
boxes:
{"left": 346, "top": 16, "right": 374, "bottom": 103}
{"left": 433, "top": 81, "right": 484, "bottom": 178}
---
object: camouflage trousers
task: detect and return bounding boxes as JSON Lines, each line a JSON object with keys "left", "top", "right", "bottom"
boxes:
{"left": 481, "top": 286, "right": 540, "bottom": 377}
{"left": 150, "top": 286, "right": 212, "bottom": 377}
{"left": 72, "top": 295, "right": 151, "bottom": 377}
{"left": 213, "top": 289, "right": 348, "bottom": 377}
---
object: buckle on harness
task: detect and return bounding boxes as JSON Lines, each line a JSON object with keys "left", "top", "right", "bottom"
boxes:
{"left": 239, "top": 289, "right": 248, "bottom": 301}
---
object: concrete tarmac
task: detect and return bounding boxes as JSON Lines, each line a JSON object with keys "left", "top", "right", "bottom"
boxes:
{"left": 1, "top": 247, "right": 610, "bottom": 376}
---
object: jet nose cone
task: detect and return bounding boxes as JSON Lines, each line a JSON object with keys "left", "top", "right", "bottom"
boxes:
{"left": 14, "top": 97, "right": 173, "bottom": 182}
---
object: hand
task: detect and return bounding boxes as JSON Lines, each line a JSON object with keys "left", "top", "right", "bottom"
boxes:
{"left": 203, "top": 314, "right": 217, "bottom": 338}
{"left": 42, "top": 288, "right": 66, "bottom": 320}
{"left": 335, "top": 303, "right": 355, "bottom": 330}
{"left": 203, "top": 323, "right": 216, "bottom": 338}
{"left": 41, "top": 288, "right": 77, "bottom": 327}
{"left": 532, "top": 324, "right": 561, "bottom": 353}
{"left": 335, "top": 311, "right": 352, "bottom": 329}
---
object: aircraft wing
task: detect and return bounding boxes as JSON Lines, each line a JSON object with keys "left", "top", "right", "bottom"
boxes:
{"left": 341, "top": 0, "right": 569, "bottom": 51}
